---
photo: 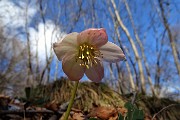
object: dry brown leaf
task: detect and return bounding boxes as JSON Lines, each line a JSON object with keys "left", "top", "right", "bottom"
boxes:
{"left": 108, "top": 115, "right": 118, "bottom": 120}
{"left": 88, "top": 106, "right": 117, "bottom": 119}
{"left": 72, "top": 112, "right": 84, "bottom": 120}
{"left": 45, "top": 100, "right": 59, "bottom": 111}
{"left": 34, "top": 106, "right": 47, "bottom": 111}
{"left": 117, "top": 107, "right": 127, "bottom": 116}
{"left": 144, "top": 113, "right": 153, "bottom": 120}
{"left": 71, "top": 108, "right": 82, "bottom": 112}
{"left": 60, "top": 112, "right": 72, "bottom": 120}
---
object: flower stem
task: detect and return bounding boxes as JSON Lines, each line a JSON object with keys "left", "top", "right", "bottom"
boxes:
{"left": 64, "top": 81, "right": 79, "bottom": 120}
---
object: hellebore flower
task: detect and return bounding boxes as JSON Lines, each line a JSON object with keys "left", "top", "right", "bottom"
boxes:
{"left": 53, "top": 28, "right": 125, "bottom": 82}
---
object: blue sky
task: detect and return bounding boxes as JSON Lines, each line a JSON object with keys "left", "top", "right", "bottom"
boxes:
{"left": 0, "top": 0, "right": 180, "bottom": 96}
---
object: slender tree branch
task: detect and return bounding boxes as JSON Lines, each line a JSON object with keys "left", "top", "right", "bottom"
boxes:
{"left": 107, "top": 1, "right": 136, "bottom": 91}
{"left": 123, "top": 0, "right": 156, "bottom": 96}
{"left": 152, "top": 104, "right": 180, "bottom": 120}
{"left": 25, "top": 1, "right": 33, "bottom": 86}
{"left": 158, "top": 0, "right": 180, "bottom": 76}
{"left": 110, "top": 0, "right": 146, "bottom": 94}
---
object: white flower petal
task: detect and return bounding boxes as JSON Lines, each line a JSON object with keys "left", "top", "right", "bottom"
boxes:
{"left": 77, "top": 28, "right": 108, "bottom": 48}
{"left": 53, "top": 32, "right": 79, "bottom": 60}
{"left": 62, "top": 52, "right": 85, "bottom": 81}
{"left": 99, "top": 42, "right": 125, "bottom": 62}
{"left": 85, "top": 60, "right": 104, "bottom": 82}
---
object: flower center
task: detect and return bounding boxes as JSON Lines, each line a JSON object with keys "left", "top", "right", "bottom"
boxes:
{"left": 76, "top": 43, "right": 102, "bottom": 68}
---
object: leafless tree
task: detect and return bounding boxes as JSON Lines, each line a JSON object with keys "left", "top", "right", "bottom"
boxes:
{"left": 0, "top": 0, "right": 179, "bottom": 99}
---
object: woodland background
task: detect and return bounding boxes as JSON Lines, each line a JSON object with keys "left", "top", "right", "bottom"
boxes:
{"left": 0, "top": 0, "right": 180, "bottom": 100}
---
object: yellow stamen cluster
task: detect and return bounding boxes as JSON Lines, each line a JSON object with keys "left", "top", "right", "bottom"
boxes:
{"left": 76, "top": 43, "right": 102, "bottom": 68}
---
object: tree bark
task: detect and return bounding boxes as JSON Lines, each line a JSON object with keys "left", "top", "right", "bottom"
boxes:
{"left": 123, "top": 0, "right": 156, "bottom": 96}
{"left": 110, "top": 0, "right": 146, "bottom": 94}
{"left": 158, "top": 0, "right": 180, "bottom": 77}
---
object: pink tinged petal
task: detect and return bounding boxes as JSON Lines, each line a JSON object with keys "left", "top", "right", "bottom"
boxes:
{"left": 53, "top": 32, "right": 79, "bottom": 60}
{"left": 99, "top": 42, "right": 125, "bottom": 62}
{"left": 77, "top": 28, "right": 108, "bottom": 48}
{"left": 85, "top": 60, "right": 104, "bottom": 83}
{"left": 62, "top": 52, "right": 85, "bottom": 81}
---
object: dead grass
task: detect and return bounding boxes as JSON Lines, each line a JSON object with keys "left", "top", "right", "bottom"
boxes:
{"left": 30, "top": 77, "right": 180, "bottom": 120}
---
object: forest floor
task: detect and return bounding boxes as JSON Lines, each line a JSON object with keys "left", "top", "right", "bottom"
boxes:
{"left": 0, "top": 78, "right": 180, "bottom": 120}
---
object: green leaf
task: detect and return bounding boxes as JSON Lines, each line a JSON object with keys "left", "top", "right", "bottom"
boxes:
{"left": 124, "top": 102, "right": 134, "bottom": 109}
{"left": 118, "top": 113, "right": 125, "bottom": 120}
{"left": 25, "top": 87, "right": 31, "bottom": 100}
{"left": 124, "top": 102, "right": 134, "bottom": 120}
{"left": 133, "top": 109, "right": 144, "bottom": 120}
{"left": 124, "top": 102, "right": 144, "bottom": 120}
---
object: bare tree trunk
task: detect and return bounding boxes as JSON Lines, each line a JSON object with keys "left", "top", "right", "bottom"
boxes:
{"left": 54, "top": 59, "right": 59, "bottom": 81}
{"left": 110, "top": 0, "right": 146, "bottom": 94}
{"left": 116, "top": 63, "right": 124, "bottom": 94}
{"left": 39, "top": 0, "right": 49, "bottom": 84}
{"left": 107, "top": 1, "right": 136, "bottom": 92}
{"left": 126, "top": 62, "right": 136, "bottom": 91}
{"left": 108, "top": 63, "right": 115, "bottom": 80}
{"left": 108, "top": 63, "right": 118, "bottom": 90}
{"left": 158, "top": 0, "right": 180, "bottom": 76}
{"left": 35, "top": 37, "right": 40, "bottom": 82}
{"left": 154, "top": 29, "right": 166, "bottom": 96}
{"left": 114, "top": 26, "right": 136, "bottom": 92}
{"left": 114, "top": 26, "right": 136, "bottom": 91}
{"left": 25, "top": 1, "right": 33, "bottom": 86}
{"left": 123, "top": 0, "right": 156, "bottom": 96}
